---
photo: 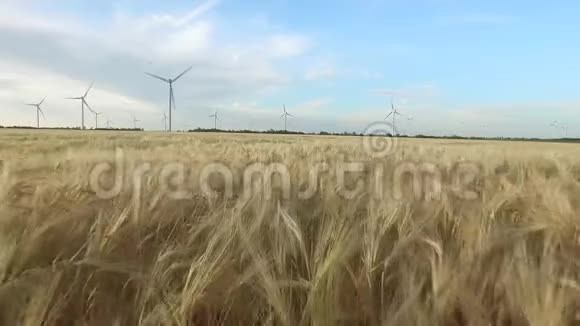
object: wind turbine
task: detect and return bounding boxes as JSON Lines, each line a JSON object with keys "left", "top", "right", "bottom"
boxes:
{"left": 384, "top": 98, "right": 405, "bottom": 136}
{"left": 132, "top": 114, "right": 140, "bottom": 129}
{"left": 66, "top": 82, "right": 94, "bottom": 129}
{"left": 551, "top": 120, "right": 568, "bottom": 138}
{"left": 106, "top": 118, "right": 113, "bottom": 129}
{"left": 145, "top": 66, "right": 193, "bottom": 132}
{"left": 162, "top": 112, "right": 168, "bottom": 131}
{"left": 209, "top": 110, "right": 219, "bottom": 130}
{"left": 281, "top": 105, "right": 293, "bottom": 132}
{"left": 91, "top": 110, "right": 102, "bottom": 129}
{"left": 479, "top": 124, "right": 490, "bottom": 138}
{"left": 25, "top": 97, "right": 46, "bottom": 128}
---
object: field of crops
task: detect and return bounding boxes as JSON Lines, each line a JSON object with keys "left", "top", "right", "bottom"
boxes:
{"left": 1, "top": 129, "right": 580, "bottom": 325}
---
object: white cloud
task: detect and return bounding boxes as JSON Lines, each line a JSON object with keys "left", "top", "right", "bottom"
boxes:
{"left": 154, "top": 21, "right": 213, "bottom": 60}
{"left": 305, "top": 64, "right": 336, "bottom": 81}
{"left": 0, "top": 61, "right": 158, "bottom": 128}
{"left": 150, "top": 0, "right": 220, "bottom": 27}
{"left": 0, "top": 2, "right": 85, "bottom": 35}
{"left": 0, "top": 2, "right": 574, "bottom": 138}
{"left": 292, "top": 98, "right": 332, "bottom": 116}
{"left": 0, "top": 0, "right": 313, "bottom": 130}
{"left": 267, "top": 34, "right": 310, "bottom": 58}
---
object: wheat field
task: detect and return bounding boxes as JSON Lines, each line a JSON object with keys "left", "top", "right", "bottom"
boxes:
{"left": 1, "top": 129, "right": 580, "bottom": 325}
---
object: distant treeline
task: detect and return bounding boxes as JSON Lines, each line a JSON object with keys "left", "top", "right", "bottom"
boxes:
{"left": 189, "top": 128, "right": 375, "bottom": 136}
{"left": 0, "top": 126, "right": 143, "bottom": 131}
{"left": 414, "top": 134, "right": 580, "bottom": 143}
{"left": 0, "top": 126, "right": 82, "bottom": 130}
{"left": 94, "top": 128, "right": 144, "bottom": 131}
{"left": 1, "top": 126, "right": 578, "bottom": 143}
{"left": 188, "top": 128, "right": 580, "bottom": 143}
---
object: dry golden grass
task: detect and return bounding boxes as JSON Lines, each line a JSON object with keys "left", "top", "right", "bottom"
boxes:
{"left": 2, "top": 129, "right": 580, "bottom": 325}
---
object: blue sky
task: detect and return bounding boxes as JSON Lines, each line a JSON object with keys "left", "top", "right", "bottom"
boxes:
{"left": 1, "top": 0, "right": 579, "bottom": 137}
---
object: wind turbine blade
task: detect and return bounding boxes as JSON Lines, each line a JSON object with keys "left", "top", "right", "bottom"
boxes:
{"left": 66, "top": 97, "right": 82, "bottom": 100}
{"left": 83, "top": 100, "right": 94, "bottom": 113}
{"left": 385, "top": 111, "right": 393, "bottom": 119}
{"left": 38, "top": 108, "right": 46, "bottom": 119}
{"left": 170, "top": 87, "right": 176, "bottom": 110}
{"left": 287, "top": 113, "right": 293, "bottom": 117}
{"left": 84, "top": 82, "right": 94, "bottom": 98}
{"left": 39, "top": 97, "right": 46, "bottom": 105}
{"left": 395, "top": 111, "right": 402, "bottom": 116}
{"left": 145, "top": 72, "right": 169, "bottom": 83}
{"left": 25, "top": 103, "right": 36, "bottom": 106}
{"left": 173, "top": 66, "right": 193, "bottom": 82}
{"left": 281, "top": 113, "right": 285, "bottom": 119}
{"left": 283, "top": 104, "right": 287, "bottom": 113}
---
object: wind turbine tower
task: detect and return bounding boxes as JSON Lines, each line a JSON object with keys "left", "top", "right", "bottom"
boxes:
{"left": 551, "top": 121, "right": 568, "bottom": 138}
{"left": 209, "top": 110, "right": 219, "bottom": 130}
{"left": 25, "top": 97, "right": 46, "bottom": 128}
{"left": 132, "top": 115, "right": 140, "bottom": 129}
{"left": 384, "top": 98, "right": 404, "bottom": 136}
{"left": 162, "top": 112, "right": 168, "bottom": 131}
{"left": 66, "top": 83, "right": 94, "bottom": 130}
{"left": 91, "top": 110, "right": 102, "bottom": 129}
{"left": 281, "top": 105, "right": 293, "bottom": 132}
{"left": 145, "top": 66, "right": 193, "bottom": 132}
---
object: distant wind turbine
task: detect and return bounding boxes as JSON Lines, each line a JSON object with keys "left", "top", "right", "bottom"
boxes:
{"left": 145, "top": 66, "right": 193, "bottom": 132}
{"left": 384, "top": 98, "right": 407, "bottom": 136}
{"left": 281, "top": 105, "right": 293, "bottom": 132}
{"left": 209, "top": 110, "right": 219, "bottom": 130}
{"left": 106, "top": 118, "right": 113, "bottom": 129}
{"left": 25, "top": 97, "right": 46, "bottom": 128}
{"left": 90, "top": 110, "right": 102, "bottom": 129}
{"left": 162, "top": 112, "right": 168, "bottom": 131}
{"left": 551, "top": 120, "right": 568, "bottom": 138}
{"left": 66, "top": 82, "right": 94, "bottom": 130}
{"left": 132, "top": 114, "right": 140, "bottom": 129}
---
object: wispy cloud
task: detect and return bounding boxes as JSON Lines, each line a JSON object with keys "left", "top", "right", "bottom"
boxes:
{"left": 305, "top": 64, "right": 336, "bottom": 81}
{"left": 151, "top": 0, "right": 220, "bottom": 27}
{"left": 267, "top": 34, "right": 310, "bottom": 58}
{"left": 293, "top": 98, "right": 333, "bottom": 116}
